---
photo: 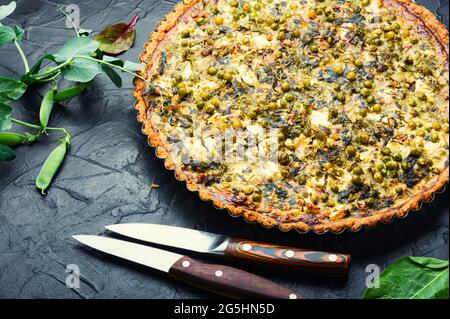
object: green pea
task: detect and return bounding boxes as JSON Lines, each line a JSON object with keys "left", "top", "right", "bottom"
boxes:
{"left": 362, "top": 0, "right": 371, "bottom": 7}
{"left": 393, "top": 153, "right": 403, "bottom": 162}
{"left": 207, "top": 67, "right": 218, "bottom": 75}
{"left": 418, "top": 158, "right": 431, "bottom": 167}
{"left": 285, "top": 93, "right": 295, "bottom": 102}
{"left": 373, "top": 172, "right": 384, "bottom": 183}
{"left": 334, "top": 65, "right": 344, "bottom": 76}
{"left": 180, "top": 29, "right": 190, "bottom": 38}
{"left": 381, "top": 147, "right": 391, "bottom": 156}
{"left": 347, "top": 72, "right": 358, "bottom": 82}
{"left": 346, "top": 146, "right": 357, "bottom": 157}
{"left": 372, "top": 104, "right": 382, "bottom": 113}
{"left": 354, "top": 60, "right": 364, "bottom": 68}
{"left": 353, "top": 166, "right": 363, "bottom": 175}
{"left": 244, "top": 186, "right": 254, "bottom": 195}
{"left": 310, "top": 45, "right": 319, "bottom": 53}
{"left": 430, "top": 132, "right": 439, "bottom": 143}
{"left": 404, "top": 57, "right": 414, "bottom": 65}
{"left": 36, "top": 137, "right": 70, "bottom": 195}
{"left": 252, "top": 193, "right": 262, "bottom": 202}
{"left": 363, "top": 80, "right": 373, "bottom": 88}
{"left": 336, "top": 93, "right": 346, "bottom": 102}
{"left": 386, "top": 161, "right": 398, "bottom": 170}
{"left": 292, "top": 30, "right": 301, "bottom": 38}
{"left": 361, "top": 88, "right": 371, "bottom": 97}
{"left": 230, "top": 0, "right": 238, "bottom": 7}
{"left": 359, "top": 133, "right": 369, "bottom": 144}
{"left": 395, "top": 187, "right": 403, "bottom": 195}
{"left": 281, "top": 82, "right": 290, "bottom": 92}
{"left": 298, "top": 175, "right": 307, "bottom": 185}
{"left": 331, "top": 185, "right": 339, "bottom": 193}
{"left": 223, "top": 73, "right": 233, "bottom": 81}
{"left": 409, "top": 148, "right": 422, "bottom": 157}
{"left": 351, "top": 176, "right": 363, "bottom": 186}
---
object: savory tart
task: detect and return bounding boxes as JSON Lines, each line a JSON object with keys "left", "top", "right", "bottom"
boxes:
{"left": 134, "top": 0, "right": 449, "bottom": 233}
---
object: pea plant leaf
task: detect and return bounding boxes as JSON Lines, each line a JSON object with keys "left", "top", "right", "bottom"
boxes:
{"left": 0, "top": 101, "right": 13, "bottom": 130}
{"left": 101, "top": 64, "right": 122, "bottom": 88}
{"left": 0, "top": 76, "right": 27, "bottom": 101}
{"left": 95, "top": 15, "right": 138, "bottom": 55}
{"left": 0, "top": 1, "right": 16, "bottom": 21}
{"left": 0, "top": 143, "right": 15, "bottom": 162}
{"left": 61, "top": 58, "right": 103, "bottom": 82}
{"left": 53, "top": 36, "right": 99, "bottom": 63}
{"left": 0, "top": 25, "right": 16, "bottom": 46}
{"left": 123, "top": 60, "right": 144, "bottom": 72}
{"left": 14, "top": 25, "right": 24, "bottom": 41}
{"left": 362, "top": 256, "right": 449, "bottom": 299}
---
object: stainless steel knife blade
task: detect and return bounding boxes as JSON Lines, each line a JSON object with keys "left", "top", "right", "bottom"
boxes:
{"left": 105, "top": 223, "right": 230, "bottom": 254}
{"left": 72, "top": 235, "right": 183, "bottom": 272}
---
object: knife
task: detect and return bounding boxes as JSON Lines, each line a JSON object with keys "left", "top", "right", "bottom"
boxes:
{"left": 105, "top": 223, "right": 351, "bottom": 276}
{"left": 73, "top": 235, "right": 301, "bottom": 299}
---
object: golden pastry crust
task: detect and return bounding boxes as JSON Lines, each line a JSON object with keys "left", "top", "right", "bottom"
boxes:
{"left": 134, "top": 0, "right": 449, "bottom": 233}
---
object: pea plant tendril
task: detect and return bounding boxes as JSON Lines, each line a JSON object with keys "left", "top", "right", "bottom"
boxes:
{"left": 0, "top": 1, "right": 153, "bottom": 194}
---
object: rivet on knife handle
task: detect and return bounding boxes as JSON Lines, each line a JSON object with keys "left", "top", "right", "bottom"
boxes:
{"left": 169, "top": 256, "right": 303, "bottom": 299}
{"left": 224, "top": 239, "right": 351, "bottom": 276}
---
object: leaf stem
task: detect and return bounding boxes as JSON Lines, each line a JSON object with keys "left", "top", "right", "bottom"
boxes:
{"left": 12, "top": 118, "right": 70, "bottom": 136}
{"left": 13, "top": 40, "right": 30, "bottom": 73}
{"left": 31, "top": 60, "right": 70, "bottom": 80}
{"left": 75, "top": 55, "right": 152, "bottom": 86}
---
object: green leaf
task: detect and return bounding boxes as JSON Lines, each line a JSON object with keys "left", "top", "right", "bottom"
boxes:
{"left": 54, "top": 82, "right": 91, "bottom": 102}
{"left": 0, "top": 143, "right": 15, "bottom": 162}
{"left": 0, "top": 101, "right": 13, "bottom": 130}
{"left": 53, "top": 36, "right": 99, "bottom": 63}
{"left": 39, "top": 89, "right": 54, "bottom": 130}
{"left": 362, "top": 256, "right": 449, "bottom": 299}
{"left": 0, "top": 25, "right": 15, "bottom": 46}
{"left": 21, "top": 54, "right": 56, "bottom": 84}
{"left": 61, "top": 58, "right": 103, "bottom": 82}
{"left": 101, "top": 64, "right": 122, "bottom": 88}
{"left": 123, "top": 60, "right": 144, "bottom": 72}
{"left": 94, "top": 15, "right": 137, "bottom": 55}
{"left": 0, "top": 76, "right": 27, "bottom": 101}
{"left": 0, "top": 1, "right": 16, "bottom": 21}
{"left": 14, "top": 25, "right": 24, "bottom": 41}
{"left": 102, "top": 55, "right": 124, "bottom": 67}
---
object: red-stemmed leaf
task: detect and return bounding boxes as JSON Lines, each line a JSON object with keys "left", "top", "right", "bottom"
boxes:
{"left": 94, "top": 15, "right": 138, "bottom": 55}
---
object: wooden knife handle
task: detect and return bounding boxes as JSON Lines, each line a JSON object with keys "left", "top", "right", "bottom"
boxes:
{"left": 169, "top": 256, "right": 302, "bottom": 299}
{"left": 224, "top": 239, "right": 351, "bottom": 276}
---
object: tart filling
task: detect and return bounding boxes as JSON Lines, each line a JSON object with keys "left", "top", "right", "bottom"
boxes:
{"left": 135, "top": 0, "right": 449, "bottom": 232}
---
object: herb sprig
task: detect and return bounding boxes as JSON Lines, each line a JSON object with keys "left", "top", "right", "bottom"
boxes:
{"left": 0, "top": 1, "right": 149, "bottom": 194}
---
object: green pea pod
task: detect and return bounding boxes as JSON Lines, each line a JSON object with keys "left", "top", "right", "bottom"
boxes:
{"left": 39, "top": 89, "right": 54, "bottom": 130}
{"left": 0, "top": 132, "right": 26, "bottom": 146}
{"left": 54, "top": 82, "right": 91, "bottom": 102}
{"left": 0, "top": 132, "right": 37, "bottom": 146}
{"left": 36, "top": 140, "right": 69, "bottom": 195}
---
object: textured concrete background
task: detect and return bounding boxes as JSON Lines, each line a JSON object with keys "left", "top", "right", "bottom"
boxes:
{"left": 0, "top": 0, "right": 448, "bottom": 299}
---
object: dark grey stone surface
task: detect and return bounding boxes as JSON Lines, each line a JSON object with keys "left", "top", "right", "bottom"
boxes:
{"left": 0, "top": 0, "right": 448, "bottom": 299}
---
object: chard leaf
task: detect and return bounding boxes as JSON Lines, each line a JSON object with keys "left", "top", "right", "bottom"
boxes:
{"left": 362, "top": 256, "right": 449, "bottom": 299}
{"left": 0, "top": 143, "right": 15, "bottom": 162}
{"left": 95, "top": 15, "right": 137, "bottom": 55}
{"left": 60, "top": 58, "right": 102, "bottom": 82}
{"left": 0, "top": 101, "right": 13, "bottom": 130}
{"left": 53, "top": 36, "right": 99, "bottom": 63}
{"left": 0, "top": 1, "right": 16, "bottom": 21}
{"left": 0, "top": 76, "right": 27, "bottom": 101}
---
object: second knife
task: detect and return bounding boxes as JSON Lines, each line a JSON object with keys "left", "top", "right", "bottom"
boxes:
{"left": 105, "top": 223, "right": 351, "bottom": 276}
